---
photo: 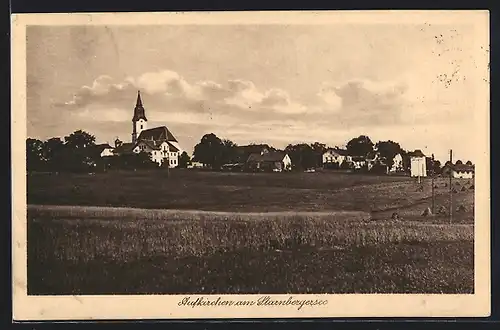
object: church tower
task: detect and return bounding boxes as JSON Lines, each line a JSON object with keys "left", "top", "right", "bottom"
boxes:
{"left": 132, "top": 90, "right": 148, "bottom": 144}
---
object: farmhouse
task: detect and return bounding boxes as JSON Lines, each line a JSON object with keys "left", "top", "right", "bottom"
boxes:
{"left": 442, "top": 161, "right": 475, "bottom": 179}
{"left": 351, "top": 156, "right": 367, "bottom": 170}
{"left": 94, "top": 143, "right": 114, "bottom": 157}
{"left": 390, "top": 153, "right": 404, "bottom": 173}
{"left": 110, "top": 91, "right": 182, "bottom": 167}
{"left": 408, "top": 149, "right": 427, "bottom": 177}
{"left": 246, "top": 151, "right": 292, "bottom": 172}
{"left": 234, "top": 144, "right": 271, "bottom": 163}
{"left": 322, "top": 148, "right": 352, "bottom": 168}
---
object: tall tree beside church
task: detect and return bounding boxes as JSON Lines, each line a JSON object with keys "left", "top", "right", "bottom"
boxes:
{"left": 193, "top": 133, "right": 224, "bottom": 169}
{"left": 346, "top": 135, "right": 374, "bottom": 157}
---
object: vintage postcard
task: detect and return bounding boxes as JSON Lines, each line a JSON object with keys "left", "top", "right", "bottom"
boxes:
{"left": 12, "top": 11, "right": 490, "bottom": 320}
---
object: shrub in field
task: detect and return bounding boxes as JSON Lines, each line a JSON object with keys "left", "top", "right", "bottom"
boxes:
{"left": 421, "top": 207, "right": 433, "bottom": 217}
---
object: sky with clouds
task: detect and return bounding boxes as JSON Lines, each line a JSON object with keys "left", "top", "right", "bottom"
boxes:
{"left": 26, "top": 22, "right": 488, "bottom": 163}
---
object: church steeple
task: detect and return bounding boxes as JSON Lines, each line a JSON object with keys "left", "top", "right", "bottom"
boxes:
{"left": 132, "top": 90, "right": 148, "bottom": 144}
{"left": 132, "top": 90, "right": 147, "bottom": 122}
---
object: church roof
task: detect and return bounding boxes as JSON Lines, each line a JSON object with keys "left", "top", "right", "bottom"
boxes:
{"left": 137, "top": 126, "right": 178, "bottom": 143}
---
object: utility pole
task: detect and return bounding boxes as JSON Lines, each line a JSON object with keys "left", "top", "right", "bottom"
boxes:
{"left": 449, "top": 149, "right": 453, "bottom": 224}
{"left": 431, "top": 153, "right": 435, "bottom": 215}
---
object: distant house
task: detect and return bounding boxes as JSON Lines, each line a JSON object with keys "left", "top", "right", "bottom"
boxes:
{"left": 442, "top": 161, "right": 475, "bottom": 179}
{"left": 408, "top": 149, "right": 427, "bottom": 177}
{"left": 112, "top": 140, "right": 136, "bottom": 156}
{"left": 246, "top": 151, "right": 292, "bottom": 172}
{"left": 351, "top": 156, "right": 367, "bottom": 170}
{"left": 322, "top": 148, "right": 352, "bottom": 168}
{"left": 95, "top": 143, "right": 114, "bottom": 157}
{"left": 390, "top": 153, "right": 404, "bottom": 173}
{"left": 187, "top": 161, "right": 205, "bottom": 169}
{"left": 234, "top": 144, "right": 271, "bottom": 164}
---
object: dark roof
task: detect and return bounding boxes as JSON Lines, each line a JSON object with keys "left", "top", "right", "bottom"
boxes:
{"left": 132, "top": 91, "right": 147, "bottom": 122}
{"left": 95, "top": 143, "right": 113, "bottom": 151}
{"left": 247, "top": 151, "right": 288, "bottom": 163}
{"left": 112, "top": 143, "right": 136, "bottom": 155}
{"left": 445, "top": 163, "right": 475, "bottom": 173}
{"left": 408, "top": 149, "right": 425, "bottom": 158}
{"left": 139, "top": 140, "right": 160, "bottom": 150}
{"left": 136, "top": 139, "right": 180, "bottom": 152}
{"left": 167, "top": 141, "right": 179, "bottom": 152}
{"left": 137, "top": 126, "right": 178, "bottom": 143}
{"left": 236, "top": 144, "right": 270, "bottom": 154}
{"left": 325, "top": 148, "right": 350, "bottom": 156}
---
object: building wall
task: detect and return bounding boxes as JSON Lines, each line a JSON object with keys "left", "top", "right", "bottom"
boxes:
{"left": 134, "top": 119, "right": 147, "bottom": 138}
{"left": 453, "top": 171, "right": 474, "bottom": 179}
{"left": 322, "top": 151, "right": 345, "bottom": 165}
{"left": 410, "top": 157, "right": 427, "bottom": 177}
{"left": 390, "top": 154, "right": 403, "bottom": 172}
{"left": 283, "top": 155, "right": 292, "bottom": 170}
{"left": 100, "top": 148, "right": 114, "bottom": 157}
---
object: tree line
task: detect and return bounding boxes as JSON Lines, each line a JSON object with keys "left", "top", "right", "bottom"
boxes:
{"left": 26, "top": 129, "right": 442, "bottom": 175}
{"left": 192, "top": 133, "right": 442, "bottom": 174}
{"left": 26, "top": 130, "right": 192, "bottom": 173}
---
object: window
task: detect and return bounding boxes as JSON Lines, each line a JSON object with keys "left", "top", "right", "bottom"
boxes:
{"left": 140, "top": 125, "right": 143, "bottom": 129}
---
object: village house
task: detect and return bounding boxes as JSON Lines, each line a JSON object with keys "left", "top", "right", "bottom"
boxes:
{"left": 442, "top": 161, "right": 475, "bottom": 179}
{"left": 246, "top": 151, "right": 292, "bottom": 172}
{"left": 390, "top": 153, "right": 404, "bottom": 173}
{"left": 322, "top": 148, "right": 352, "bottom": 168}
{"left": 351, "top": 156, "right": 367, "bottom": 170}
{"left": 234, "top": 144, "right": 271, "bottom": 163}
{"left": 111, "top": 91, "right": 182, "bottom": 167}
{"left": 94, "top": 143, "right": 114, "bottom": 157}
{"left": 408, "top": 149, "right": 427, "bottom": 177}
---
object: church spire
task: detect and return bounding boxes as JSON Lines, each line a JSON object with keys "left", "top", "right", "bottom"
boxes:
{"left": 132, "top": 90, "right": 147, "bottom": 122}
{"left": 136, "top": 90, "right": 143, "bottom": 107}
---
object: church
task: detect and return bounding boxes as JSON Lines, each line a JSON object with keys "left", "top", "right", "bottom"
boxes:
{"left": 112, "top": 91, "right": 182, "bottom": 168}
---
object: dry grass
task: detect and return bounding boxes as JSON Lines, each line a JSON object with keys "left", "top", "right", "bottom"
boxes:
{"left": 29, "top": 205, "right": 473, "bottom": 264}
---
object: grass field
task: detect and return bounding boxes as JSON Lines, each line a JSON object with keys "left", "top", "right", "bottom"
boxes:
{"left": 27, "top": 170, "right": 475, "bottom": 294}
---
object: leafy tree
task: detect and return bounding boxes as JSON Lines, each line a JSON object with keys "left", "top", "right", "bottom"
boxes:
{"left": 26, "top": 138, "right": 44, "bottom": 172}
{"left": 64, "top": 130, "right": 96, "bottom": 149}
{"left": 41, "top": 137, "right": 65, "bottom": 171}
{"left": 285, "top": 144, "right": 316, "bottom": 170}
{"left": 426, "top": 156, "right": 442, "bottom": 176}
{"left": 346, "top": 135, "right": 374, "bottom": 157}
{"left": 178, "top": 151, "right": 191, "bottom": 168}
{"left": 193, "top": 133, "right": 224, "bottom": 169}
{"left": 375, "top": 140, "right": 402, "bottom": 168}
{"left": 221, "top": 139, "right": 238, "bottom": 164}
{"left": 310, "top": 142, "right": 327, "bottom": 168}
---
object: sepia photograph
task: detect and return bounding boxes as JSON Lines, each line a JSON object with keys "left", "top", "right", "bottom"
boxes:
{"left": 12, "top": 11, "right": 490, "bottom": 320}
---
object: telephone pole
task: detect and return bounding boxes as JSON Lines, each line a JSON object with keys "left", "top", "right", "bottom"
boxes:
{"left": 431, "top": 153, "right": 435, "bottom": 214}
{"left": 449, "top": 149, "right": 453, "bottom": 224}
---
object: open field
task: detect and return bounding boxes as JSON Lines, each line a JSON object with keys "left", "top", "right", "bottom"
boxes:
{"left": 26, "top": 170, "right": 475, "bottom": 294}
{"left": 27, "top": 170, "right": 474, "bottom": 222}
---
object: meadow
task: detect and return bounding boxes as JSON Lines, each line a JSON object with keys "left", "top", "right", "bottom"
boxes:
{"left": 27, "top": 169, "right": 475, "bottom": 294}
